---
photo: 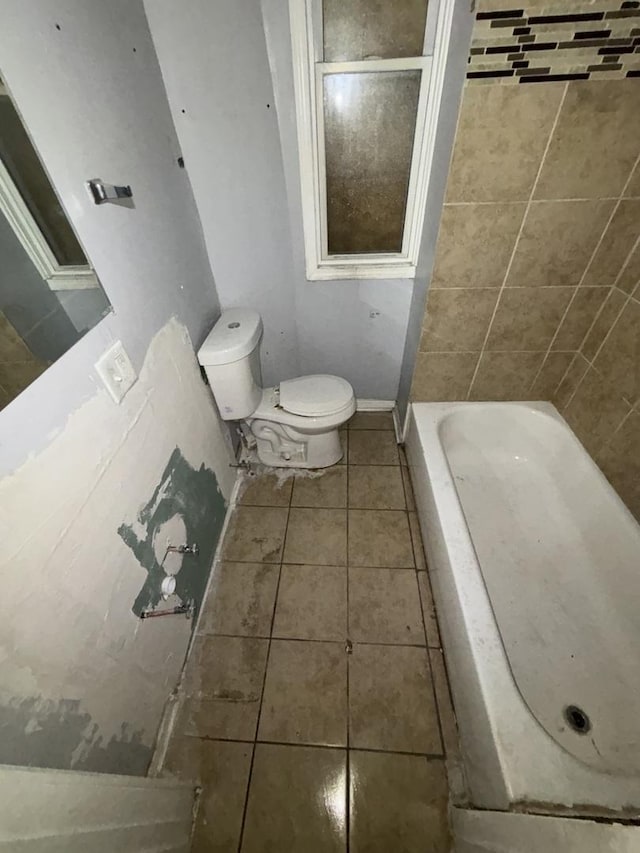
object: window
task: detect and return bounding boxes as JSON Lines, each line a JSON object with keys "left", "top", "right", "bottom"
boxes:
{"left": 0, "top": 85, "right": 99, "bottom": 291}
{"left": 290, "top": 0, "right": 454, "bottom": 280}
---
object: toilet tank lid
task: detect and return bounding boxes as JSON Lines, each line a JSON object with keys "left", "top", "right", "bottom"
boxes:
{"left": 279, "top": 374, "right": 354, "bottom": 417}
{"left": 198, "top": 309, "right": 263, "bottom": 366}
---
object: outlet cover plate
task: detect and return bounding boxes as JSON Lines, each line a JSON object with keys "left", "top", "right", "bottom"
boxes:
{"left": 95, "top": 340, "right": 137, "bottom": 403}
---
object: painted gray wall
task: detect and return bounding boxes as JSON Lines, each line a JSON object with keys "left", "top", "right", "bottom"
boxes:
{"left": 144, "top": 0, "right": 415, "bottom": 400}
{"left": 396, "top": 0, "right": 475, "bottom": 424}
{"left": 143, "top": 0, "right": 300, "bottom": 388}
{"left": 0, "top": 0, "right": 220, "bottom": 476}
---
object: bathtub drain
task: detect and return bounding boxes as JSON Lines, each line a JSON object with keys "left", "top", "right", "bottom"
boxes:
{"left": 564, "top": 705, "right": 591, "bottom": 734}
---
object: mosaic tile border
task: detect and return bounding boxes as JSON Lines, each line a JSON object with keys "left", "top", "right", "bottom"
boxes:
{"left": 467, "top": 0, "right": 640, "bottom": 83}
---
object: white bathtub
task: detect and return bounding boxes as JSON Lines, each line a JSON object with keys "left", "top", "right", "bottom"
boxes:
{"left": 405, "top": 401, "right": 640, "bottom": 815}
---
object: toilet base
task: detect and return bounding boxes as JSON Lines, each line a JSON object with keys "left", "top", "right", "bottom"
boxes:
{"left": 248, "top": 418, "right": 343, "bottom": 468}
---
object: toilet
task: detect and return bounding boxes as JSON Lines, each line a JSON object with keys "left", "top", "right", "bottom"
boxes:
{"left": 198, "top": 309, "right": 355, "bottom": 468}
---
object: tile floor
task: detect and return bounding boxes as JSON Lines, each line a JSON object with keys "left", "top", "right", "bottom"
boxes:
{"left": 164, "top": 412, "right": 459, "bottom": 852}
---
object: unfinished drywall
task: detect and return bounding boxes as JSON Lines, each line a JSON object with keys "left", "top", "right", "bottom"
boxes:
{"left": 0, "top": 319, "right": 235, "bottom": 775}
{"left": 0, "top": 1, "right": 235, "bottom": 775}
{"left": 144, "top": 0, "right": 471, "bottom": 400}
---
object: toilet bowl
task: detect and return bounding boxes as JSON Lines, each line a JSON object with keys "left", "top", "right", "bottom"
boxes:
{"left": 197, "top": 309, "right": 355, "bottom": 468}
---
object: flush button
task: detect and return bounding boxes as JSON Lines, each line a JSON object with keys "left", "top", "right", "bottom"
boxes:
{"left": 228, "top": 322, "right": 240, "bottom": 329}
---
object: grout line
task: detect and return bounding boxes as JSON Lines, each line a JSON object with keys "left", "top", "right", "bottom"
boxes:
{"left": 465, "top": 82, "right": 569, "bottom": 401}
{"left": 407, "top": 476, "right": 447, "bottom": 757}
{"left": 530, "top": 158, "right": 640, "bottom": 397}
{"left": 201, "top": 633, "right": 434, "bottom": 648}
{"left": 235, "top": 484, "right": 291, "bottom": 853}
{"left": 613, "top": 234, "right": 640, "bottom": 292}
{"left": 428, "top": 285, "right": 598, "bottom": 292}
{"left": 600, "top": 405, "right": 636, "bottom": 451}
{"left": 561, "top": 290, "right": 632, "bottom": 412}
{"left": 217, "top": 556, "right": 415, "bottom": 568}
{"left": 187, "top": 734, "right": 446, "bottom": 760}
{"left": 443, "top": 196, "right": 626, "bottom": 206}
{"left": 345, "top": 446, "right": 351, "bottom": 853}
{"left": 419, "top": 346, "right": 576, "bottom": 352}
{"left": 527, "top": 201, "right": 622, "bottom": 395}
{"left": 543, "top": 151, "right": 640, "bottom": 404}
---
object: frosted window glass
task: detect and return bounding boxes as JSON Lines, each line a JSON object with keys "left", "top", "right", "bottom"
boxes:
{"left": 323, "top": 0, "right": 428, "bottom": 61}
{"left": 324, "top": 71, "right": 420, "bottom": 255}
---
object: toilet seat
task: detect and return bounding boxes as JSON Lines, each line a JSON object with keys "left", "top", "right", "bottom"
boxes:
{"left": 250, "top": 382, "right": 355, "bottom": 432}
{"left": 278, "top": 374, "right": 353, "bottom": 418}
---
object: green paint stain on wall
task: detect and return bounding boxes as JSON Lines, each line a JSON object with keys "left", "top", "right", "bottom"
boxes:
{"left": 119, "top": 447, "right": 226, "bottom": 618}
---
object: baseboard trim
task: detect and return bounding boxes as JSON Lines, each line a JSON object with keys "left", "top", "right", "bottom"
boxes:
{"left": 356, "top": 398, "right": 395, "bottom": 411}
{"left": 392, "top": 407, "right": 403, "bottom": 445}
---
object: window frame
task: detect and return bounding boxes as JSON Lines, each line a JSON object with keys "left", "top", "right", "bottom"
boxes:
{"left": 0, "top": 80, "right": 98, "bottom": 292}
{"left": 290, "top": 0, "right": 455, "bottom": 281}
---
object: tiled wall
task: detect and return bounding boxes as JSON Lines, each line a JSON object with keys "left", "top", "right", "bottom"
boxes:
{"left": 469, "top": 0, "right": 640, "bottom": 83}
{"left": 409, "top": 2, "right": 640, "bottom": 520}
{"left": 0, "top": 312, "right": 47, "bottom": 410}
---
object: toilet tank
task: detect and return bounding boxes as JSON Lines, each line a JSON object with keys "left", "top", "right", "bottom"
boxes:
{"left": 198, "top": 309, "right": 263, "bottom": 420}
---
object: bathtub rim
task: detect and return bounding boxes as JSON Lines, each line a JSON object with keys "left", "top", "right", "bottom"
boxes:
{"left": 405, "top": 400, "right": 640, "bottom": 816}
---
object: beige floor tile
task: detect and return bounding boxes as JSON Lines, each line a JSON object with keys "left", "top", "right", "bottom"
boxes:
{"left": 198, "top": 562, "right": 279, "bottom": 637}
{"left": 258, "top": 639, "right": 347, "bottom": 747}
{"left": 239, "top": 472, "right": 293, "bottom": 506}
{"left": 179, "top": 636, "right": 268, "bottom": 740}
{"left": 418, "top": 572, "right": 441, "bottom": 649}
{"left": 408, "top": 512, "right": 427, "bottom": 571}
{"left": 349, "top": 567, "right": 424, "bottom": 645}
{"left": 241, "top": 743, "right": 347, "bottom": 852}
{"left": 350, "top": 751, "right": 450, "bottom": 853}
{"left": 349, "top": 411, "right": 395, "bottom": 430}
{"left": 349, "top": 644, "right": 442, "bottom": 754}
{"left": 348, "top": 466, "right": 406, "bottom": 510}
{"left": 429, "top": 648, "right": 460, "bottom": 764}
{"left": 273, "top": 564, "right": 347, "bottom": 640}
{"left": 348, "top": 510, "right": 414, "bottom": 568}
{"left": 283, "top": 508, "right": 347, "bottom": 566}
{"left": 222, "top": 505, "right": 288, "bottom": 563}
{"left": 349, "top": 430, "right": 399, "bottom": 465}
{"left": 291, "top": 467, "right": 347, "bottom": 508}
{"left": 401, "top": 466, "right": 416, "bottom": 512}
{"left": 164, "top": 737, "right": 252, "bottom": 853}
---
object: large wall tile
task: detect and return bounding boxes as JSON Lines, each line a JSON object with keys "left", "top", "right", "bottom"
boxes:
{"left": 625, "top": 162, "right": 640, "bottom": 199}
{"left": 420, "top": 288, "right": 499, "bottom": 352}
{"left": 408, "top": 34, "right": 640, "bottom": 522}
{"left": 486, "top": 287, "right": 573, "bottom": 352}
{"left": 410, "top": 352, "right": 479, "bottom": 402}
{"left": 0, "top": 313, "right": 33, "bottom": 362}
{"left": 616, "top": 242, "right": 640, "bottom": 296}
{"left": 593, "top": 296, "right": 640, "bottom": 407}
{"left": 596, "top": 411, "right": 640, "bottom": 523}
{"left": 582, "top": 200, "right": 640, "bottom": 288}
{"left": 552, "top": 287, "right": 608, "bottom": 351}
{"left": 581, "top": 287, "right": 627, "bottom": 360}
{"left": 431, "top": 203, "right": 526, "bottom": 288}
{"left": 506, "top": 200, "right": 614, "bottom": 288}
{"left": 468, "top": 351, "right": 544, "bottom": 401}
{"left": 553, "top": 353, "right": 590, "bottom": 410}
{"left": 534, "top": 80, "right": 640, "bottom": 200}
{"left": 530, "top": 352, "right": 575, "bottom": 400}
{"left": 562, "top": 365, "right": 631, "bottom": 455}
{"left": 445, "top": 83, "right": 564, "bottom": 203}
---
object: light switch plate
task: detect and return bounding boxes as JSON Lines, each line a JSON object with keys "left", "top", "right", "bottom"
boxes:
{"left": 95, "top": 340, "right": 137, "bottom": 404}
